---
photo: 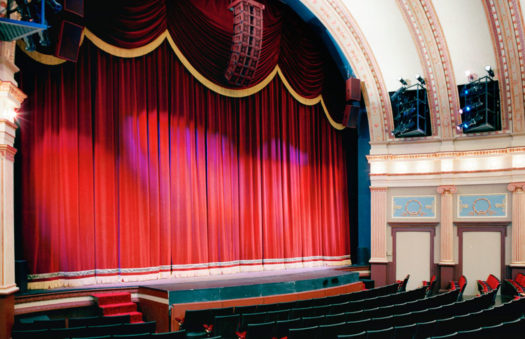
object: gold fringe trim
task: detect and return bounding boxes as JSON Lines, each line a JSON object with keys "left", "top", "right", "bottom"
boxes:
{"left": 17, "top": 29, "right": 344, "bottom": 130}
{"left": 17, "top": 40, "right": 66, "bottom": 66}
{"left": 85, "top": 29, "right": 169, "bottom": 58}
{"left": 26, "top": 259, "right": 352, "bottom": 289}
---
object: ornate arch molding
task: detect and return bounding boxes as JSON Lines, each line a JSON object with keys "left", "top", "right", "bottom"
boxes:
{"left": 396, "top": 0, "right": 460, "bottom": 140}
{"left": 298, "top": 0, "right": 392, "bottom": 143}
{"left": 483, "top": 0, "right": 525, "bottom": 134}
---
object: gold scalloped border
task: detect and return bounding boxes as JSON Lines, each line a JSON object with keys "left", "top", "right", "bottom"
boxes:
{"left": 17, "top": 28, "right": 344, "bottom": 130}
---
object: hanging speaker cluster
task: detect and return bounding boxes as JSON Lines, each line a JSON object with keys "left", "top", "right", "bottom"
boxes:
{"left": 342, "top": 77, "right": 361, "bottom": 128}
{"left": 225, "top": 0, "right": 265, "bottom": 87}
{"left": 54, "top": 0, "right": 84, "bottom": 62}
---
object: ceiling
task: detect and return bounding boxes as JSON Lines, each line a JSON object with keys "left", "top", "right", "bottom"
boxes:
{"left": 296, "top": 0, "right": 525, "bottom": 152}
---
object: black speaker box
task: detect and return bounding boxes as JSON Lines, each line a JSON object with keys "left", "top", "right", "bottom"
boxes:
{"left": 342, "top": 104, "right": 360, "bottom": 128}
{"left": 346, "top": 77, "right": 361, "bottom": 102}
{"left": 64, "top": 0, "right": 85, "bottom": 17}
{"left": 55, "top": 20, "right": 84, "bottom": 62}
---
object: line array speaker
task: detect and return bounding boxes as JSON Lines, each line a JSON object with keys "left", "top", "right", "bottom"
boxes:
{"left": 225, "top": 0, "right": 265, "bottom": 87}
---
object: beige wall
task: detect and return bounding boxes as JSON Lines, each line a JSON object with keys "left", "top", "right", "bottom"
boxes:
{"left": 396, "top": 232, "right": 431, "bottom": 290}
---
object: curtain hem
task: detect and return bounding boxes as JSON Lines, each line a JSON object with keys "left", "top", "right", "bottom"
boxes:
{"left": 27, "top": 258, "right": 352, "bottom": 290}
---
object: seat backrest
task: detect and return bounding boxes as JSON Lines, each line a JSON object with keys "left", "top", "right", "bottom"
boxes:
{"left": 337, "top": 330, "right": 366, "bottom": 339}
{"left": 213, "top": 314, "right": 240, "bottom": 338}
{"left": 151, "top": 329, "right": 186, "bottom": 338}
{"left": 515, "top": 273, "right": 525, "bottom": 287}
{"left": 101, "top": 314, "right": 131, "bottom": 325}
{"left": 366, "top": 326, "right": 394, "bottom": 339}
{"left": 319, "top": 321, "right": 346, "bottom": 337}
{"left": 33, "top": 318, "right": 66, "bottom": 329}
{"left": 274, "top": 318, "right": 301, "bottom": 338}
{"left": 245, "top": 321, "right": 275, "bottom": 339}
{"left": 234, "top": 305, "right": 257, "bottom": 314}
{"left": 398, "top": 274, "right": 410, "bottom": 292}
{"left": 458, "top": 275, "right": 467, "bottom": 291}
{"left": 209, "top": 306, "right": 234, "bottom": 318}
{"left": 121, "top": 321, "right": 156, "bottom": 335}
{"left": 265, "top": 309, "right": 289, "bottom": 321}
{"left": 11, "top": 329, "right": 48, "bottom": 339}
{"left": 288, "top": 325, "right": 319, "bottom": 339}
{"left": 69, "top": 316, "right": 102, "bottom": 328}
{"left": 182, "top": 309, "right": 212, "bottom": 332}
{"left": 487, "top": 274, "right": 500, "bottom": 290}
{"left": 240, "top": 311, "right": 266, "bottom": 331}
{"left": 393, "top": 323, "right": 417, "bottom": 338}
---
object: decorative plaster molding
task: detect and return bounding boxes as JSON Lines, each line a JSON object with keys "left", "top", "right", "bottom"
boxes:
{"left": 508, "top": 182, "right": 525, "bottom": 192}
{"left": 0, "top": 284, "right": 19, "bottom": 295}
{"left": 300, "top": 0, "right": 391, "bottom": 142}
{"left": 0, "top": 144, "right": 16, "bottom": 161}
{"left": 437, "top": 185, "right": 456, "bottom": 194}
{"left": 483, "top": 0, "right": 524, "bottom": 134}
{"left": 368, "top": 146, "right": 525, "bottom": 161}
{"left": 396, "top": 0, "right": 460, "bottom": 140}
{"left": 0, "top": 80, "right": 26, "bottom": 104}
{"left": 326, "top": 1, "right": 393, "bottom": 142}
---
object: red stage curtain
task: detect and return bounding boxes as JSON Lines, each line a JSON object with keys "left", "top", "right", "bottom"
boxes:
{"left": 76, "top": 0, "right": 336, "bottom": 98}
{"left": 16, "top": 0, "right": 350, "bottom": 287}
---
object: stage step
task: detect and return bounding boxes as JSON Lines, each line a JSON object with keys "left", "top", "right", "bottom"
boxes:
{"left": 93, "top": 291, "right": 132, "bottom": 305}
{"left": 93, "top": 292, "right": 143, "bottom": 323}
{"left": 100, "top": 302, "right": 137, "bottom": 315}
{"left": 108, "top": 311, "right": 144, "bottom": 324}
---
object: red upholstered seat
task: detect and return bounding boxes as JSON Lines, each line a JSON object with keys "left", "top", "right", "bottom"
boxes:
{"left": 502, "top": 273, "right": 525, "bottom": 301}
{"left": 487, "top": 274, "right": 500, "bottom": 290}
{"left": 515, "top": 273, "right": 525, "bottom": 287}
{"left": 397, "top": 274, "right": 410, "bottom": 292}
{"left": 422, "top": 275, "right": 437, "bottom": 296}
{"left": 477, "top": 274, "right": 500, "bottom": 295}
{"left": 448, "top": 275, "right": 467, "bottom": 301}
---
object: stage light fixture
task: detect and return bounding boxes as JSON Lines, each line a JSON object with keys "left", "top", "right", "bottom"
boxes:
{"left": 415, "top": 74, "right": 425, "bottom": 85}
{"left": 390, "top": 86, "right": 406, "bottom": 102}
{"left": 390, "top": 77, "right": 430, "bottom": 138}
{"left": 485, "top": 65, "right": 495, "bottom": 78}
{"left": 458, "top": 71, "right": 500, "bottom": 133}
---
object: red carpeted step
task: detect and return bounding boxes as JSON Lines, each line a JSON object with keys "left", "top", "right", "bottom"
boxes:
{"left": 100, "top": 302, "right": 137, "bottom": 315}
{"left": 93, "top": 292, "right": 132, "bottom": 305}
{"left": 108, "top": 311, "right": 144, "bottom": 323}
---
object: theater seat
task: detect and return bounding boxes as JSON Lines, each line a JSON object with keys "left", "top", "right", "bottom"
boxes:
{"left": 501, "top": 272, "right": 525, "bottom": 301}
{"left": 422, "top": 275, "right": 437, "bottom": 297}
{"left": 477, "top": 274, "right": 500, "bottom": 295}
{"left": 448, "top": 275, "right": 467, "bottom": 301}
{"left": 396, "top": 274, "right": 410, "bottom": 292}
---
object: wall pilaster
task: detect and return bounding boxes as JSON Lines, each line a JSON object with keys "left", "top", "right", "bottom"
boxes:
{"left": 437, "top": 185, "right": 457, "bottom": 288}
{"left": 369, "top": 187, "right": 388, "bottom": 286}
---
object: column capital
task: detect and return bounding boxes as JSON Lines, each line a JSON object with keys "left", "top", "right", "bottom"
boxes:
{"left": 0, "top": 144, "right": 17, "bottom": 161}
{"left": 437, "top": 185, "right": 457, "bottom": 195}
{"left": 0, "top": 81, "right": 26, "bottom": 103}
{"left": 507, "top": 182, "right": 525, "bottom": 192}
{"left": 369, "top": 186, "right": 387, "bottom": 192}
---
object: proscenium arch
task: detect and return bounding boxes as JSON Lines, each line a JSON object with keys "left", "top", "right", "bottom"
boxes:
{"left": 291, "top": 0, "right": 393, "bottom": 143}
